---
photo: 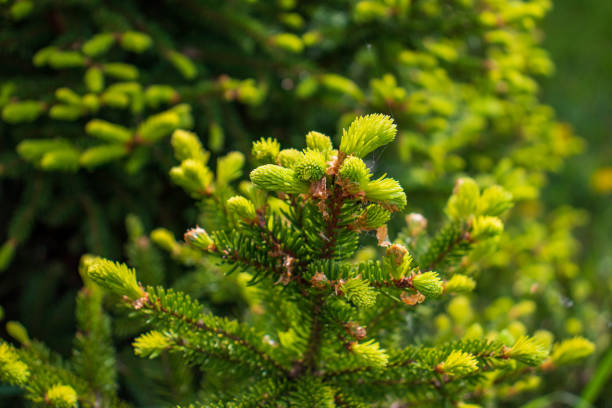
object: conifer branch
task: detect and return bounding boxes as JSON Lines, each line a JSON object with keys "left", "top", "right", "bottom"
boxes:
{"left": 141, "top": 288, "right": 289, "bottom": 375}
{"left": 421, "top": 222, "right": 471, "bottom": 272}
{"left": 301, "top": 297, "right": 325, "bottom": 375}
{"left": 320, "top": 182, "right": 346, "bottom": 260}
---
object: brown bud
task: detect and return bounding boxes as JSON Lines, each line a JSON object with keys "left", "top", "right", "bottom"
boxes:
{"left": 406, "top": 213, "right": 427, "bottom": 237}
{"left": 377, "top": 225, "right": 390, "bottom": 247}
{"left": 310, "top": 272, "right": 329, "bottom": 289}
{"left": 309, "top": 177, "right": 327, "bottom": 199}
{"left": 345, "top": 322, "right": 367, "bottom": 340}
{"left": 400, "top": 291, "right": 425, "bottom": 306}
{"left": 386, "top": 243, "right": 408, "bottom": 265}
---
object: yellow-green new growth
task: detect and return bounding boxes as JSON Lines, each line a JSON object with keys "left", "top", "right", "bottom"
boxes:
{"left": 271, "top": 33, "right": 304, "bottom": 53}
{"left": 88, "top": 259, "right": 145, "bottom": 301}
{"left": 40, "top": 148, "right": 80, "bottom": 172}
{"left": 82, "top": 33, "right": 115, "bottom": 57}
{"left": 0, "top": 242, "right": 15, "bottom": 272}
{"left": 145, "top": 85, "right": 178, "bottom": 108}
{"left": 227, "top": 196, "right": 257, "bottom": 220}
{"left": 84, "top": 67, "right": 104, "bottom": 92}
{"left": 171, "top": 129, "right": 209, "bottom": 163}
{"left": 447, "top": 179, "right": 514, "bottom": 221}
{"left": 339, "top": 113, "right": 397, "bottom": 157}
{"left": 80, "top": 144, "right": 128, "bottom": 169}
{"left": 134, "top": 331, "right": 172, "bottom": 359}
{"left": 55, "top": 88, "right": 81, "bottom": 105}
{"left": 340, "top": 278, "right": 377, "bottom": 309}
{"left": 472, "top": 216, "right": 504, "bottom": 240}
{"left": 250, "top": 164, "right": 308, "bottom": 194}
{"left": 350, "top": 340, "right": 389, "bottom": 368}
{"left": 362, "top": 176, "right": 407, "bottom": 209}
{"left": 103, "top": 62, "right": 138, "bottom": 80}
{"left": 338, "top": 156, "right": 370, "bottom": 185}
{"left": 6, "top": 321, "right": 30, "bottom": 346}
{"left": 445, "top": 274, "right": 476, "bottom": 293}
{"left": 45, "top": 384, "right": 78, "bottom": 408}
{"left": 137, "top": 104, "right": 193, "bottom": 142}
{"left": 8, "top": 0, "right": 33, "bottom": 20}
{"left": 151, "top": 228, "right": 178, "bottom": 253}
{"left": 447, "top": 178, "right": 480, "bottom": 220}
{"left": 17, "top": 139, "right": 72, "bottom": 163}
{"left": 294, "top": 151, "right": 326, "bottom": 182}
{"left": 166, "top": 50, "right": 198, "bottom": 80}
{"left": 478, "top": 185, "right": 514, "bottom": 216}
{"left": 508, "top": 336, "right": 549, "bottom": 366}
{"left": 169, "top": 159, "right": 213, "bottom": 197}
{"left": 384, "top": 244, "right": 414, "bottom": 279}
{"left": 252, "top": 137, "right": 281, "bottom": 164}
{"left": 305, "top": 131, "right": 333, "bottom": 152}
{"left": 217, "top": 152, "right": 245, "bottom": 186}
{"left": 320, "top": 74, "right": 364, "bottom": 101}
{"left": 457, "top": 402, "right": 482, "bottom": 408}
{"left": 278, "top": 149, "right": 302, "bottom": 168}
{"left": 0, "top": 343, "right": 29, "bottom": 385}
{"left": 437, "top": 350, "right": 479, "bottom": 375}
{"left": 412, "top": 271, "right": 443, "bottom": 298}
{"left": 1, "top": 100, "right": 45, "bottom": 124}
{"left": 550, "top": 337, "right": 595, "bottom": 366}
{"left": 184, "top": 227, "right": 214, "bottom": 251}
{"left": 86, "top": 119, "right": 132, "bottom": 143}
{"left": 120, "top": 31, "right": 153, "bottom": 53}
{"left": 353, "top": 1, "right": 390, "bottom": 22}
{"left": 532, "top": 330, "right": 555, "bottom": 352}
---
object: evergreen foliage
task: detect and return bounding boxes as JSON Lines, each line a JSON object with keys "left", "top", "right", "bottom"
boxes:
{"left": 0, "top": 0, "right": 605, "bottom": 406}
{"left": 1, "top": 116, "right": 595, "bottom": 406}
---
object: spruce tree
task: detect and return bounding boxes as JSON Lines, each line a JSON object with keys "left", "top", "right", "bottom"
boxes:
{"left": 0, "top": 0, "right": 603, "bottom": 406}
{"left": 0, "top": 115, "right": 594, "bottom": 407}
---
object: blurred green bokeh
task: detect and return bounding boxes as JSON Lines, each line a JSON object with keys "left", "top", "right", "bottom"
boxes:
{"left": 542, "top": 1, "right": 612, "bottom": 405}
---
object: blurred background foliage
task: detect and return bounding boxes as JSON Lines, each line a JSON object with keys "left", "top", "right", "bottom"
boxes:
{"left": 539, "top": 1, "right": 612, "bottom": 405}
{"left": 0, "top": 0, "right": 610, "bottom": 406}
{"left": 542, "top": 0, "right": 612, "bottom": 298}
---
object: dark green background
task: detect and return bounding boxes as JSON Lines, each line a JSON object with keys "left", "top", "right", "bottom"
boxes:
{"left": 541, "top": 2, "right": 612, "bottom": 405}
{"left": 542, "top": 0, "right": 611, "bottom": 317}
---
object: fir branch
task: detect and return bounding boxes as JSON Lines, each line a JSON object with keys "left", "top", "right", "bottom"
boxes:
{"left": 254, "top": 212, "right": 305, "bottom": 286}
{"left": 169, "top": 334, "right": 258, "bottom": 370}
{"left": 211, "top": 231, "right": 290, "bottom": 283}
{"left": 320, "top": 183, "right": 345, "bottom": 260}
{"left": 420, "top": 222, "right": 471, "bottom": 272}
{"left": 299, "top": 296, "right": 326, "bottom": 376}
{"left": 142, "top": 287, "right": 289, "bottom": 375}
